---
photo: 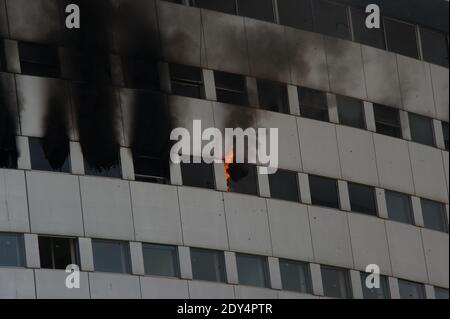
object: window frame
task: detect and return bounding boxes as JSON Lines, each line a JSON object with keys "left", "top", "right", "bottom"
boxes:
{"left": 348, "top": 182, "right": 378, "bottom": 216}
{"left": 91, "top": 239, "right": 131, "bottom": 274}
{"left": 214, "top": 70, "right": 248, "bottom": 106}
{"left": 408, "top": 113, "right": 436, "bottom": 147}
{"left": 279, "top": 259, "right": 312, "bottom": 294}
{"left": 383, "top": 17, "right": 420, "bottom": 59}
{"left": 298, "top": 86, "right": 329, "bottom": 122}
{"left": 236, "top": 253, "right": 271, "bottom": 288}
{"left": 308, "top": 175, "right": 340, "bottom": 209}
{"left": 190, "top": 248, "right": 227, "bottom": 283}
{"left": 38, "top": 236, "right": 80, "bottom": 270}
{"left": 398, "top": 279, "right": 426, "bottom": 299}
{"left": 373, "top": 104, "right": 402, "bottom": 139}
{"left": 385, "top": 190, "right": 414, "bottom": 225}
{"left": 0, "top": 232, "right": 25, "bottom": 268}
{"left": 142, "top": 243, "right": 180, "bottom": 278}
{"left": 169, "top": 63, "right": 205, "bottom": 99}
{"left": 421, "top": 198, "right": 448, "bottom": 233}
{"left": 320, "top": 265, "right": 353, "bottom": 299}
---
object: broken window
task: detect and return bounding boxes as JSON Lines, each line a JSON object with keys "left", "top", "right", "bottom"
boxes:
{"left": 191, "top": 248, "right": 227, "bottom": 283}
{"left": 0, "top": 233, "right": 25, "bottom": 267}
{"left": 351, "top": 7, "right": 386, "bottom": 50}
{"left": 385, "top": 190, "right": 413, "bottom": 225}
{"left": 361, "top": 273, "right": 390, "bottom": 299}
{"left": 398, "top": 280, "right": 425, "bottom": 299}
{"left": 421, "top": 199, "right": 448, "bottom": 233}
{"left": 29, "top": 137, "right": 71, "bottom": 173}
{"left": 181, "top": 160, "right": 215, "bottom": 190}
{"left": 348, "top": 182, "right": 377, "bottom": 216}
{"left": 279, "top": 259, "right": 312, "bottom": 294}
{"left": 237, "top": 0, "right": 275, "bottom": 23}
{"left": 257, "top": 79, "right": 289, "bottom": 114}
{"left": 268, "top": 169, "right": 300, "bottom": 202}
{"left": 384, "top": 18, "right": 419, "bottom": 59}
{"left": 298, "top": 87, "right": 328, "bottom": 122}
{"left": 38, "top": 236, "right": 79, "bottom": 270}
{"left": 309, "top": 175, "right": 339, "bottom": 209}
{"left": 420, "top": 28, "right": 449, "bottom": 67}
{"left": 337, "top": 95, "right": 365, "bottom": 129}
{"left": 277, "top": 0, "right": 314, "bottom": 32}
{"left": 143, "top": 243, "right": 179, "bottom": 278}
{"left": 92, "top": 239, "right": 131, "bottom": 274}
{"left": 443, "top": 122, "right": 449, "bottom": 151}
{"left": 191, "top": 0, "right": 237, "bottom": 15}
{"left": 18, "top": 42, "right": 60, "bottom": 78}
{"left": 409, "top": 113, "right": 435, "bottom": 147}
{"left": 134, "top": 155, "right": 169, "bottom": 184}
{"left": 226, "top": 163, "right": 258, "bottom": 196}
{"left": 313, "top": 0, "right": 351, "bottom": 40}
{"left": 373, "top": 104, "right": 402, "bottom": 138}
{"left": 236, "top": 253, "right": 270, "bottom": 288}
{"left": 84, "top": 155, "right": 121, "bottom": 178}
{"left": 321, "top": 266, "right": 352, "bottom": 299}
{"left": 122, "top": 57, "right": 160, "bottom": 90}
{"left": 170, "top": 64, "right": 204, "bottom": 99}
{"left": 214, "top": 71, "right": 248, "bottom": 106}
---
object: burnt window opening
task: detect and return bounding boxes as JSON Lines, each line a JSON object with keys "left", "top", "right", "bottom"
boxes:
{"left": 309, "top": 175, "right": 339, "bottom": 209}
{"left": 348, "top": 182, "right": 377, "bottom": 216}
{"left": 38, "top": 236, "right": 79, "bottom": 270}
{"left": 373, "top": 104, "right": 402, "bottom": 138}
{"left": 277, "top": 0, "right": 314, "bottom": 32}
{"left": 408, "top": 113, "right": 435, "bottom": 147}
{"left": 313, "top": 0, "right": 351, "bottom": 40}
{"left": 420, "top": 28, "right": 449, "bottom": 68}
{"left": 442, "top": 122, "right": 449, "bottom": 151}
{"left": 72, "top": 50, "right": 112, "bottom": 84}
{"left": 181, "top": 158, "right": 215, "bottom": 189}
{"left": 351, "top": 7, "right": 386, "bottom": 50}
{"left": 29, "top": 137, "right": 71, "bottom": 173}
{"left": 268, "top": 169, "right": 300, "bottom": 202}
{"left": 133, "top": 154, "right": 169, "bottom": 184}
{"left": 18, "top": 42, "right": 60, "bottom": 78}
{"left": 84, "top": 153, "right": 122, "bottom": 178}
{"left": 214, "top": 71, "right": 248, "bottom": 106}
{"left": 0, "top": 89, "right": 18, "bottom": 169}
{"left": 236, "top": 0, "right": 275, "bottom": 23}
{"left": 298, "top": 87, "right": 328, "bottom": 122}
{"left": 384, "top": 18, "right": 419, "bottom": 59}
{"left": 122, "top": 57, "right": 160, "bottom": 91}
{"left": 190, "top": 0, "right": 237, "bottom": 15}
{"left": 337, "top": 95, "right": 365, "bottom": 129}
{"left": 170, "top": 64, "right": 205, "bottom": 99}
{"left": 257, "top": 79, "right": 289, "bottom": 114}
{"left": 0, "top": 40, "right": 6, "bottom": 71}
{"left": 225, "top": 161, "right": 258, "bottom": 196}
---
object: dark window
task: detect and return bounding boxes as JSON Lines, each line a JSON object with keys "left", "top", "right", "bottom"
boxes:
{"left": 133, "top": 155, "right": 169, "bottom": 184}
{"left": 384, "top": 18, "right": 419, "bottom": 59}
{"left": 92, "top": 239, "right": 131, "bottom": 274}
{"left": 421, "top": 199, "right": 448, "bottom": 233}
{"left": 170, "top": 64, "right": 204, "bottom": 99}
{"left": 257, "top": 80, "right": 289, "bottom": 114}
{"left": 374, "top": 104, "right": 402, "bottom": 138}
{"left": 348, "top": 182, "right": 377, "bottom": 216}
{"left": 143, "top": 244, "right": 179, "bottom": 277}
{"left": 18, "top": 42, "right": 60, "bottom": 78}
{"left": 84, "top": 155, "right": 122, "bottom": 178}
{"left": 442, "top": 122, "right": 449, "bottom": 151}
{"left": 191, "top": 0, "right": 237, "bottom": 15}
{"left": 435, "top": 287, "right": 449, "bottom": 299}
{"left": 313, "top": 0, "right": 351, "bottom": 40}
{"left": 236, "top": 253, "right": 270, "bottom": 288}
{"left": 337, "top": 95, "right": 365, "bottom": 129}
{"left": 409, "top": 113, "right": 435, "bottom": 147}
{"left": 166, "top": 0, "right": 184, "bottom": 3}
{"left": 350, "top": 7, "right": 386, "bottom": 50}
{"left": 237, "top": 0, "right": 274, "bottom": 23}
{"left": 309, "top": 175, "right": 339, "bottom": 209}
{"left": 385, "top": 190, "right": 413, "bottom": 225}
{"left": 38, "top": 236, "right": 79, "bottom": 270}
{"left": 190, "top": 248, "right": 226, "bottom": 283}
{"left": 0, "top": 40, "right": 6, "bottom": 71}
{"left": 214, "top": 71, "right": 248, "bottom": 106}
{"left": 361, "top": 273, "right": 390, "bottom": 299}
{"left": 420, "top": 28, "right": 449, "bottom": 67}
{"left": 226, "top": 163, "right": 258, "bottom": 196}
{"left": 279, "top": 259, "right": 312, "bottom": 294}
{"left": 0, "top": 233, "right": 25, "bottom": 267}
{"left": 398, "top": 280, "right": 425, "bottom": 299}
{"left": 277, "top": 0, "right": 314, "bottom": 32}
{"left": 321, "top": 266, "right": 352, "bottom": 299}
{"left": 122, "top": 57, "right": 160, "bottom": 90}
{"left": 268, "top": 169, "right": 299, "bottom": 202}
{"left": 29, "top": 137, "right": 71, "bottom": 173}
{"left": 298, "top": 87, "right": 328, "bottom": 122}
{"left": 181, "top": 161, "right": 215, "bottom": 189}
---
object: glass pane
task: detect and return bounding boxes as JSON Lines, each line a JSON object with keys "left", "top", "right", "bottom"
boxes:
{"left": 277, "top": 0, "right": 314, "bottom": 32}
{"left": 337, "top": 95, "right": 365, "bottom": 129}
{"left": 268, "top": 170, "right": 299, "bottom": 202}
{"left": 313, "top": 0, "right": 351, "bottom": 40}
{"left": 257, "top": 80, "right": 289, "bottom": 114}
{"left": 384, "top": 18, "right": 419, "bottom": 59}
{"left": 351, "top": 7, "right": 385, "bottom": 50}
{"left": 279, "top": 259, "right": 311, "bottom": 293}
{"left": 29, "top": 137, "right": 71, "bottom": 173}
{"left": 0, "top": 233, "right": 24, "bottom": 267}
{"left": 143, "top": 244, "right": 179, "bottom": 277}
{"left": 361, "top": 273, "right": 390, "bottom": 299}
{"left": 374, "top": 104, "right": 401, "bottom": 138}
{"left": 398, "top": 280, "right": 425, "bottom": 299}
{"left": 92, "top": 240, "right": 130, "bottom": 274}
{"left": 420, "top": 28, "right": 449, "bottom": 67}
{"left": 181, "top": 162, "right": 215, "bottom": 189}
{"left": 435, "top": 287, "right": 449, "bottom": 300}
{"left": 194, "top": 0, "right": 237, "bottom": 15}
{"left": 321, "top": 266, "right": 352, "bottom": 298}
{"left": 237, "top": 0, "right": 274, "bottom": 22}
{"left": 214, "top": 71, "right": 248, "bottom": 106}
{"left": 348, "top": 183, "right": 377, "bottom": 216}
{"left": 443, "top": 122, "right": 449, "bottom": 151}
{"left": 421, "top": 199, "right": 448, "bottom": 233}
{"left": 298, "top": 87, "right": 328, "bottom": 122}
{"left": 236, "top": 254, "right": 269, "bottom": 288}
{"left": 386, "top": 191, "right": 413, "bottom": 224}
{"left": 191, "top": 248, "right": 226, "bottom": 282}
{"left": 309, "top": 175, "right": 339, "bottom": 209}
{"left": 409, "top": 114, "right": 435, "bottom": 146}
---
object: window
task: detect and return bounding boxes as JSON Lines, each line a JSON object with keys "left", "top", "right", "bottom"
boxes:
{"left": 237, "top": 0, "right": 274, "bottom": 23}
{"left": 257, "top": 79, "right": 289, "bottom": 114}
{"left": 84, "top": 154, "right": 122, "bottom": 178}
{"left": 0, "top": 100, "right": 18, "bottom": 169}
{"left": 298, "top": 87, "right": 328, "bottom": 122}
{"left": 348, "top": 183, "right": 377, "bottom": 216}
{"left": 0, "top": 40, "right": 6, "bottom": 71}
{"left": 268, "top": 169, "right": 299, "bottom": 202}
{"left": 398, "top": 280, "right": 425, "bottom": 299}
{"left": 373, "top": 104, "right": 402, "bottom": 138}
{"left": 226, "top": 163, "right": 258, "bottom": 196}
{"left": 170, "top": 64, "right": 204, "bottom": 99}
{"left": 0, "top": 233, "right": 25, "bottom": 267}
{"left": 191, "top": 0, "right": 237, "bottom": 15}
{"left": 409, "top": 113, "right": 435, "bottom": 147}
{"left": 384, "top": 18, "right": 419, "bottom": 59}
{"left": 18, "top": 42, "right": 60, "bottom": 77}
{"left": 337, "top": 95, "right": 365, "bottom": 129}
{"left": 29, "top": 137, "right": 71, "bottom": 173}
{"left": 442, "top": 122, "right": 449, "bottom": 151}
{"left": 277, "top": 0, "right": 314, "bottom": 32}
{"left": 361, "top": 273, "right": 390, "bottom": 299}
{"left": 435, "top": 287, "right": 449, "bottom": 300}
{"left": 309, "top": 175, "right": 339, "bottom": 209}
{"left": 181, "top": 161, "right": 215, "bottom": 189}
{"left": 420, "top": 28, "right": 449, "bottom": 67}
{"left": 143, "top": 244, "right": 179, "bottom": 278}
{"left": 122, "top": 57, "right": 160, "bottom": 90}
{"left": 236, "top": 253, "right": 270, "bottom": 288}
{"left": 421, "top": 199, "right": 448, "bottom": 233}
{"left": 385, "top": 191, "right": 413, "bottom": 225}
{"left": 350, "top": 7, "right": 385, "bottom": 50}
{"left": 133, "top": 155, "right": 169, "bottom": 184}
{"left": 92, "top": 239, "right": 131, "bottom": 274}
{"left": 313, "top": 0, "right": 351, "bottom": 40}
{"left": 279, "top": 259, "right": 312, "bottom": 294}
{"left": 321, "top": 266, "right": 352, "bottom": 298}
{"left": 214, "top": 71, "right": 248, "bottom": 106}
{"left": 38, "top": 236, "right": 79, "bottom": 270}
{"left": 190, "top": 248, "right": 226, "bottom": 283}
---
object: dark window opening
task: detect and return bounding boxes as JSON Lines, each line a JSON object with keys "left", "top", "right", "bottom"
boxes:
{"left": 313, "top": 0, "right": 351, "bottom": 40}
{"left": 84, "top": 153, "right": 121, "bottom": 178}
{"left": 122, "top": 57, "right": 160, "bottom": 91}
{"left": 361, "top": 273, "right": 390, "bottom": 299}
{"left": 279, "top": 259, "right": 312, "bottom": 294}
{"left": 92, "top": 239, "right": 131, "bottom": 274}
{"left": 409, "top": 113, "right": 435, "bottom": 147}
{"left": 181, "top": 159, "right": 215, "bottom": 189}
{"left": 385, "top": 190, "right": 413, "bottom": 225}
{"left": 268, "top": 169, "right": 300, "bottom": 202}
{"left": 191, "top": 0, "right": 237, "bottom": 15}
{"left": 337, "top": 95, "right": 365, "bottom": 129}
{"left": 420, "top": 28, "right": 449, "bottom": 67}
{"left": 277, "top": 0, "right": 314, "bottom": 32}
{"left": 321, "top": 266, "right": 352, "bottom": 299}
{"left": 398, "top": 280, "right": 425, "bottom": 299}
{"left": 298, "top": 87, "right": 328, "bottom": 122}
{"left": 257, "top": 79, "right": 289, "bottom": 114}
{"left": 384, "top": 18, "right": 419, "bottom": 59}
{"left": 309, "top": 175, "right": 339, "bottom": 209}
{"left": 18, "top": 42, "right": 60, "bottom": 78}
{"left": 226, "top": 163, "right": 258, "bottom": 196}
{"left": 0, "top": 88, "right": 18, "bottom": 169}
{"left": 374, "top": 104, "right": 402, "bottom": 138}
{"left": 237, "top": 0, "right": 275, "bottom": 23}
{"left": 421, "top": 199, "right": 448, "bottom": 233}
{"left": 443, "top": 122, "right": 449, "bottom": 151}
{"left": 170, "top": 64, "right": 204, "bottom": 99}
{"left": 133, "top": 154, "right": 169, "bottom": 184}
{"left": 0, "top": 40, "right": 6, "bottom": 71}
{"left": 351, "top": 7, "right": 386, "bottom": 50}
{"left": 0, "top": 233, "right": 25, "bottom": 267}
{"left": 191, "top": 248, "right": 226, "bottom": 283}
{"left": 348, "top": 182, "right": 377, "bottom": 216}
{"left": 38, "top": 236, "right": 79, "bottom": 270}
{"left": 236, "top": 253, "right": 270, "bottom": 288}
{"left": 29, "top": 137, "right": 71, "bottom": 173}
{"left": 214, "top": 71, "right": 248, "bottom": 106}
{"left": 143, "top": 243, "right": 179, "bottom": 278}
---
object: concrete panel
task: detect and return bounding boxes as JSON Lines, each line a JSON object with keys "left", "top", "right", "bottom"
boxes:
{"left": 350, "top": 270, "right": 364, "bottom": 299}
{"left": 178, "top": 187, "right": 228, "bottom": 250}
{"left": 80, "top": 177, "right": 134, "bottom": 241}
{"left": 421, "top": 229, "right": 449, "bottom": 288}
{"left": 325, "top": 37, "right": 367, "bottom": 100}
{"left": 130, "top": 242, "right": 145, "bottom": 276}
{"left": 0, "top": 169, "right": 29, "bottom": 232}
{"left": 443, "top": 151, "right": 449, "bottom": 191}
{"left": 178, "top": 246, "right": 193, "bottom": 280}
{"left": 338, "top": 180, "right": 351, "bottom": 212}
{"left": 24, "top": 233, "right": 40, "bottom": 269}
{"left": 78, "top": 237, "right": 94, "bottom": 272}
{"left": 0, "top": 73, "right": 19, "bottom": 134}
{"left": 224, "top": 193, "right": 272, "bottom": 256}
{"left": 131, "top": 182, "right": 182, "bottom": 245}
{"left": 224, "top": 251, "right": 239, "bottom": 285}
{"left": 140, "top": 277, "right": 189, "bottom": 299}
{"left": 308, "top": 207, "right": 354, "bottom": 269}
{"left": 430, "top": 64, "right": 449, "bottom": 122}
{"left": 266, "top": 199, "right": 314, "bottom": 262}
{"left": 347, "top": 214, "right": 392, "bottom": 275}
{"left": 286, "top": 27, "right": 329, "bottom": 91}
{"left": 298, "top": 118, "right": 341, "bottom": 179}
{"left": 16, "top": 136, "right": 31, "bottom": 170}
{"left": 373, "top": 134, "right": 414, "bottom": 194}
{"left": 234, "top": 286, "right": 278, "bottom": 299}
{"left": 27, "top": 171, "right": 84, "bottom": 236}
{"left": 189, "top": 281, "right": 235, "bottom": 299}
{"left": 385, "top": 221, "right": 428, "bottom": 283}
{"left": 268, "top": 257, "right": 282, "bottom": 290}
{"left": 3, "top": 41, "right": 20, "bottom": 74}
{"left": 0, "top": 268, "right": 36, "bottom": 299}
{"left": 35, "top": 270, "right": 90, "bottom": 299}
{"left": 69, "top": 142, "right": 84, "bottom": 175}
{"left": 409, "top": 143, "right": 448, "bottom": 203}
{"left": 310, "top": 263, "right": 324, "bottom": 296}
{"left": 89, "top": 273, "right": 141, "bottom": 299}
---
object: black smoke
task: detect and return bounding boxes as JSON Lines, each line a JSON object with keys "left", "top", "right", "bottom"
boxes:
{"left": 0, "top": 76, "right": 18, "bottom": 169}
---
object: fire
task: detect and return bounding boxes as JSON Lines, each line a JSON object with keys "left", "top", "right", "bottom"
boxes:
{"left": 224, "top": 148, "right": 234, "bottom": 191}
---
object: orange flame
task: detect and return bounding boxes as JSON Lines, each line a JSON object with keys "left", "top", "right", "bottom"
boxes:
{"left": 224, "top": 148, "right": 234, "bottom": 191}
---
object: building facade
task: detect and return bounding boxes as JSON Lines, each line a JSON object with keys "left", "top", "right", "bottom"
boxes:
{"left": 0, "top": 0, "right": 448, "bottom": 299}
